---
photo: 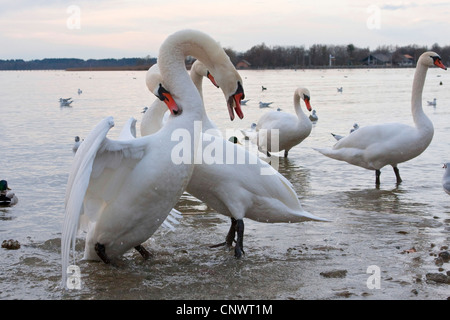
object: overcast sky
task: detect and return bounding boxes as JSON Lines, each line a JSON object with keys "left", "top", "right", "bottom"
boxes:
{"left": 0, "top": 0, "right": 449, "bottom": 60}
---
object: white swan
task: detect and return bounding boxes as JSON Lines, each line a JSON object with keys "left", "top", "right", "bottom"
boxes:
{"left": 141, "top": 65, "right": 327, "bottom": 258}
{"left": 61, "top": 29, "right": 244, "bottom": 287}
{"left": 314, "top": 51, "right": 447, "bottom": 185}
{"left": 252, "top": 87, "right": 313, "bottom": 157}
{"left": 140, "top": 59, "right": 228, "bottom": 137}
{"left": 443, "top": 163, "right": 450, "bottom": 195}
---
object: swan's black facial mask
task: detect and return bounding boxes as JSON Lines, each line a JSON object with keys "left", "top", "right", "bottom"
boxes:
{"left": 227, "top": 81, "right": 245, "bottom": 121}
{"left": 157, "top": 84, "right": 180, "bottom": 115}
{"left": 432, "top": 56, "right": 447, "bottom": 70}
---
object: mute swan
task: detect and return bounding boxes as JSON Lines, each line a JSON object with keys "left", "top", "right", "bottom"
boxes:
{"left": 252, "top": 87, "right": 313, "bottom": 157}
{"left": 0, "top": 180, "right": 18, "bottom": 207}
{"left": 140, "top": 59, "right": 227, "bottom": 137}
{"left": 61, "top": 29, "right": 244, "bottom": 287}
{"left": 443, "top": 163, "right": 450, "bottom": 195}
{"left": 142, "top": 66, "right": 327, "bottom": 259}
{"left": 314, "top": 52, "right": 447, "bottom": 185}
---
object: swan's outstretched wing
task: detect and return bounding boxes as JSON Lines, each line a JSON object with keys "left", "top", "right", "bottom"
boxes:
{"left": 118, "top": 117, "right": 137, "bottom": 140}
{"left": 62, "top": 116, "right": 149, "bottom": 287}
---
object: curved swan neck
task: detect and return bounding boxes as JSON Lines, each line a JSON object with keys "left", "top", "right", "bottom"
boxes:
{"left": 158, "top": 30, "right": 223, "bottom": 113}
{"left": 411, "top": 61, "right": 431, "bottom": 129}
{"left": 190, "top": 67, "right": 204, "bottom": 100}
{"left": 293, "top": 89, "right": 308, "bottom": 119}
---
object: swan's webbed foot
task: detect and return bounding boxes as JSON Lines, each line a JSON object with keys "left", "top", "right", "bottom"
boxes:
{"left": 210, "top": 217, "right": 245, "bottom": 258}
{"left": 393, "top": 167, "right": 402, "bottom": 185}
{"left": 134, "top": 245, "right": 153, "bottom": 260}
{"left": 209, "top": 218, "right": 237, "bottom": 249}
{"left": 95, "top": 242, "right": 110, "bottom": 264}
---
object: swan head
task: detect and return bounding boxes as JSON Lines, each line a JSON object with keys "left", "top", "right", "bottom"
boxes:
{"left": 226, "top": 81, "right": 245, "bottom": 121}
{"left": 191, "top": 60, "right": 219, "bottom": 88}
{"left": 146, "top": 65, "right": 180, "bottom": 115}
{"left": 191, "top": 58, "right": 244, "bottom": 120}
{"left": 420, "top": 51, "right": 447, "bottom": 70}
{"left": 297, "top": 87, "right": 312, "bottom": 111}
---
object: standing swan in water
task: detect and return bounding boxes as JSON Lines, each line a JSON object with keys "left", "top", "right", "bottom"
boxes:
{"left": 314, "top": 52, "right": 446, "bottom": 185}
{"left": 61, "top": 29, "right": 245, "bottom": 287}
{"left": 248, "top": 87, "right": 313, "bottom": 157}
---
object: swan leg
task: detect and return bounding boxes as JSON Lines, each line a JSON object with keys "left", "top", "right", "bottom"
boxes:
{"left": 284, "top": 150, "right": 289, "bottom": 157}
{"left": 234, "top": 219, "right": 245, "bottom": 259}
{"left": 393, "top": 166, "right": 402, "bottom": 184}
{"left": 95, "top": 242, "right": 110, "bottom": 264}
{"left": 225, "top": 218, "right": 237, "bottom": 247}
{"left": 209, "top": 217, "right": 237, "bottom": 249}
{"left": 134, "top": 245, "right": 153, "bottom": 260}
{"left": 375, "top": 170, "right": 381, "bottom": 186}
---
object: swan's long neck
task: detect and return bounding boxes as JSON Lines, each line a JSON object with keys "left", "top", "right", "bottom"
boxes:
{"left": 190, "top": 68, "right": 204, "bottom": 100}
{"left": 140, "top": 99, "right": 167, "bottom": 136}
{"left": 411, "top": 62, "right": 432, "bottom": 130}
{"left": 189, "top": 67, "right": 212, "bottom": 128}
{"left": 158, "top": 31, "right": 222, "bottom": 124}
{"left": 293, "top": 89, "right": 308, "bottom": 121}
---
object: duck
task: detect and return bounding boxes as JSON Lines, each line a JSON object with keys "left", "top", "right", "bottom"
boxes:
{"left": 140, "top": 65, "right": 327, "bottom": 259}
{"left": 61, "top": 29, "right": 245, "bottom": 287}
{"left": 443, "top": 163, "right": 450, "bottom": 195}
{"left": 0, "top": 180, "right": 18, "bottom": 207}
{"left": 314, "top": 52, "right": 447, "bottom": 185}
{"left": 309, "top": 109, "right": 318, "bottom": 122}
{"left": 250, "top": 87, "right": 313, "bottom": 157}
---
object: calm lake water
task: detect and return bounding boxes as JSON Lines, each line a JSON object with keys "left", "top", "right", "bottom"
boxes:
{"left": 0, "top": 67, "right": 449, "bottom": 300}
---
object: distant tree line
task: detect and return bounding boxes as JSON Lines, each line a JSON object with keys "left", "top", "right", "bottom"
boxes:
{"left": 0, "top": 56, "right": 156, "bottom": 70}
{"left": 1, "top": 43, "right": 449, "bottom": 70}
{"left": 224, "top": 43, "right": 450, "bottom": 69}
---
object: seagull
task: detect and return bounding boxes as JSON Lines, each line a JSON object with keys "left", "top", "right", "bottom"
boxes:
{"left": 443, "top": 163, "right": 450, "bottom": 195}
{"left": 259, "top": 101, "right": 273, "bottom": 108}
{"left": 72, "top": 136, "right": 82, "bottom": 154}
{"left": 427, "top": 98, "right": 437, "bottom": 106}
{"left": 309, "top": 109, "right": 318, "bottom": 122}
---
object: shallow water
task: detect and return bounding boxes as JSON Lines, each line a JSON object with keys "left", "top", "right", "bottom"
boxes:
{"left": 0, "top": 67, "right": 449, "bottom": 300}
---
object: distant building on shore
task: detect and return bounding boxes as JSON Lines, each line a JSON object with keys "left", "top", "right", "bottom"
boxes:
{"left": 361, "top": 53, "right": 392, "bottom": 66}
{"left": 236, "top": 59, "right": 251, "bottom": 69}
